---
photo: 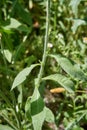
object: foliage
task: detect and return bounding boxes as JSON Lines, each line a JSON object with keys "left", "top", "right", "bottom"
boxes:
{"left": 0, "top": 0, "right": 87, "bottom": 130}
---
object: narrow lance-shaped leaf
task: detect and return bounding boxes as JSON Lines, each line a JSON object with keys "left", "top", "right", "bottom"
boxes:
{"left": 43, "top": 74, "right": 75, "bottom": 93}
{"left": 11, "top": 64, "right": 39, "bottom": 90}
{"left": 69, "top": 0, "right": 81, "bottom": 17}
{"left": 30, "top": 87, "right": 45, "bottom": 130}
{"left": 50, "top": 54, "right": 87, "bottom": 81}
{"left": 1, "top": 49, "right": 12, "bottom": 63}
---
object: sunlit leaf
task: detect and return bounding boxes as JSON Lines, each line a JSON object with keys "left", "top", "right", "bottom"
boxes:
{"left": 31, "top": 87, "right": 45, "bottom": 130}
{"left": 1, "top": 49, "right": 12, "bottom": 63}
{"left": 3, "top": 18, "right": 21, "bottom": 29}
{"left": 71, "top": 19, "right": 86, "bottom": 34}
{"left": 44, "top": 107, "right": 55, "bottom": 123}
{"left": 50, "top": 54, "right": 87, "bottom": 81}
{"left": 32, "top": 110, "right": 45, "bottom": 130}
{"left": 43, "top": 74, "right": 75, "bottom": 93}
{"left": 3, "top": 18, "right": 30, "bottom": 33}
{"left": 11, "top": 64, "right": 39, "bottom": 90}
{"left": 69, "top": 0, "right": 81, "bottom": 17}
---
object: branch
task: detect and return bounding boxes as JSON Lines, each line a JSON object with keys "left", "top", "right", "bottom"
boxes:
{"left": 36, "top": 0, "right": 50, "bottom": 88}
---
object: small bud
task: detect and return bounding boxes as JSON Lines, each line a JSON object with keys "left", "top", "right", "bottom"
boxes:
{"left": 48, "top": 43, "right": 53, "bottom": 48}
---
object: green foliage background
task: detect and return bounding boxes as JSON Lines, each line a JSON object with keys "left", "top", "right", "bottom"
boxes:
{"left": 0, "top": 0, "right": 87, "bottom": 130}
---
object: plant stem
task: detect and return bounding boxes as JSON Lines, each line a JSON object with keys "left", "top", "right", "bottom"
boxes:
{"left": 36, "top": 0, "right": 50, "bottom": 88}
{"left": 0, "top": 34, "right": 8, "bottom": 72}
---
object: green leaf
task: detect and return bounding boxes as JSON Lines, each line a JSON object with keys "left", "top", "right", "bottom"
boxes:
{"left": 12, "top": 1, "right": 32, "bottom": 26}
{"left": 69, "top": 0, "right": 81, "bottom": 17}
{"left": 11, "top": 64, "right": 39, "bottom": 90}
{"left": 25, "top": 96, "right": 31, "bottom": 120}
{"left": 44, "top": 107, "right": 55, "bottom": 123}
{"left": 3, "top": 18, "right": 21, "bottom": 29}
{"left": 32, "top": 110, "right": 45, "bottom": 130}
{"left": 17, "top": 25, "right": 31, "bottom": 33}
{"left": 72, "top": 125, "right": 84, "bottom": 130}
{"left": 50, "top": 54, "right": 87, "bottom": 81}
{"left": 43, "top": 74, "right": 75, "bottom": 93}
{"left": 31, "top": 87, "right": 45, "bottom": 115}
{"left": 1, "top": 49, "right": 12, "bottom": 63}
{"left": 0, "top": 125, "right": 14, "bottom": 130}
{"left": 17, "top": 85, "right": 23, "bottom": 104}
{"left": 3, "top": 18, "right": 30, "bottom": 33}
{"left": 31, "top": 87, "right": 45, "bottom": 130}
{"left": 71, "top": 19, "right": 86, "bottom": 34}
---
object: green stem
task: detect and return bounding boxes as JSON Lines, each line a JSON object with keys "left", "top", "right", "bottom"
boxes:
{"left": 36, "top": 0, "right": 50, "bottom": 88}
{"left": 0, "top": 34, "right": 8, "bottom": 72}
{"left": 13, "top": 109, "right": 22, "bottom": 130}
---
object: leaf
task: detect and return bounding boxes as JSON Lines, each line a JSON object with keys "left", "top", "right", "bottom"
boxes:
{"left": 13, "top": 43, "right": 24, "bottom": 62}
{"left": 0, "top": 125, "right": 14, "bottom": 130}
{"left": 50, "top": 54, "right": 87, "bottom": 81}
{"left": 26, "top": 88, "right": 55, "bottom": 130}
{"left": 11, "top": 64, "right": 39, "bottom": 90}
{"left": 17, "top": 85, "right": 23, "bottom": 104}
{"left": 44, "top": 107, "right": 55, "bottom": 123}
{"left": 3, "top": 18, "right": 30, "bottom": 33}
{"left": 32, "top": 110, "right": 45, "bottom": 130}
{"left": 25, "top": 96, "right": 31, "bottom": 120}
{"left": 24, "top": 55, "right": 37, "bottom": 66}
{"left": 3, "top": 18, "right": 21, "bottom": 29}
{"left": 1, "top": 49, "right": 12, "bottom": 63}
{"left": 71, "top": 19, "right": 86, "bottom": 34}
{"left": 72, "top": 125, "right": 84, "bottom": 130}
{"left": 43, "top": 74, "right": 75, "bottom": 93}
{"left": 69, "top": 0, "right": 81, "bottom": 17}
{"left": 17, "top": 25, "right": 31, "bottom": 33}
{"left": 12, "top": 1, "right": 32, "bottom": 26}
{"left": 30, "top": 87, "right": 45, "bottom": 115}
{"left": 31, "top": 87, "right": 45, "bottom": 130}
